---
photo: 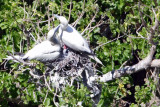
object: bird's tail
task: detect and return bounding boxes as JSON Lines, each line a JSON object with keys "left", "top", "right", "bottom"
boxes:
{"left": 4, "top": 55, "right": 23, "bottom": 63}
{"left": 88, "top": 55, "right": 104, "bottom": 66}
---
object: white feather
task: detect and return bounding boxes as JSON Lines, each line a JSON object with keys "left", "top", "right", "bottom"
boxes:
{"left": 5, "top": 26, "right": 61, "bottom": 62}
{"left": 55, "top": 15, "right": 103, "bottom": 65}
{"left": 23, "top": 40, "right": 61, "bottom": 62}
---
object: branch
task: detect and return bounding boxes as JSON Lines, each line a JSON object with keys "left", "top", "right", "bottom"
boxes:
{"left": 98, "top": 6, "right": 159, "bottom": 83}
{"left": 72, "top": 0, "right": 85, "bottom": 27}
{"left": 93, "top": 35, "right": 126, "bottom": 51}
{"left": 60, "top": 0, "right": 63, "bottom": 15}
{"left": 47, "top": 5, "right": 50, "bottom": 31}
{"left": 91, "top": 45, "right": 156, "bottom": 82}
{"left": 68, "top": 0, "right": 72, "bottom": 22}
{"left": 44, "top": 74, "right": 52, "bottom": 92}
{"left": 7, "top": 51, "right": 32, "bottom": 66}
{"left": 148, "top": 7, "right": 159, "bottom": 44}
{"left": 138, "top": 1, "right": 147, "bottom": 28}
{"left": 138, "top": 2, "right": 159, "bottom": 44}
{"left": 151, "top": 59, "right": 160, "bottom": 67}
{"left": 136, "top": 24, "right": 147, "bottom": 39}
{"left": 81, "top": 7, "right": 99, "bottom": 35}
{"left": 84, "top": 18, "right": 104, "bottom": 38}
{"left": 29, "top": 70, "right": 43, "bottom": 79}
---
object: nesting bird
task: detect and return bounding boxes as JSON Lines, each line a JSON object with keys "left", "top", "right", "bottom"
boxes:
{"left": 5, "top": 26, "right": 61, "bottom": 62}
{"left": 53, "top": 14, "right": 103, "bottom": 65}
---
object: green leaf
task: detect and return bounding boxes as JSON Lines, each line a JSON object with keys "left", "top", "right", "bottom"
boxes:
{"left": 44, "top": 98, "right": 50, "bottom": 106}
{"left": 130, "top": 103, "right": 138, "bottom": 107}
{"left": 97, "top": 99, "right": 104, "bottom": 107}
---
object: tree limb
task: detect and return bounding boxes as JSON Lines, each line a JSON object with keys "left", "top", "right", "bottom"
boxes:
{"left": 94, "top": 45, "right": 156, "bottom": 82}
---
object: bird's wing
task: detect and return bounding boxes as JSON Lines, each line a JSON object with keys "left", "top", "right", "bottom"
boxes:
{"left": 4, "top": 55, "right": 23, "bottom": 62}
{"left": 62, "top": 25, "right": 91, "bottom": 53}
{"left": 88, "top": 55, "right": 104, "bottom": 66}
{"left": 23, "top": 41, "right": 60, "bottom": 60}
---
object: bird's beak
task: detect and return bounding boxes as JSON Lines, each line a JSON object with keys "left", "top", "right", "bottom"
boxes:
{"left": 54, "top": 14, "right": 60, "bottom": 20}
{"left": 53, "top": 25, "right": 60, "bottom": 36}
{"left": 53, "top": 24, "right": 63, "bottom": 46}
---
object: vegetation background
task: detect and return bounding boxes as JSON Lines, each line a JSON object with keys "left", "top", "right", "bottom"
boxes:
{"left": 0, "top": 0, "right": 160, "bottom": 106}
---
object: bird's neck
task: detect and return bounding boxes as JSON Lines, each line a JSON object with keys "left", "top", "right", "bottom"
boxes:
{"left": 50, "top": 37, "right": 59, "bottom": 44}
{"left": 61, "top": 23, "right": 68, "bottom": 30}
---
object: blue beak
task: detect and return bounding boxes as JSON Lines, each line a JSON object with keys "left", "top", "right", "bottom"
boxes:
{"left": 54, "top": 14, "right": 60, "bottom": 19}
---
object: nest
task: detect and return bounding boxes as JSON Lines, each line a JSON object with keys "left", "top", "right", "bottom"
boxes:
{"left": 6, "top": 48, "right": 101, "bottom": 105}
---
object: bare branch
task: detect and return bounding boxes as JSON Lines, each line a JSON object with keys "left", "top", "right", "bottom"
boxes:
{"left": 91, "top": 45, "right": 156, "bottom": 82}
{"left": 72, "top": 11, "right": 85, "bottom": 27}
{"left": 147, "top": 8, "right": 159, "bottom": 44}
{"left": 138, "top": 2, "right": 159, "bottom": 45}
{"left": 136, "top": 24, "right": 147, "bottom": 39}
{"left": 94, "top": 6, "right": 159, "bottom": 83}
{"left": 151, "top": 59, "right": 160, "bottom": 67}
{"left": 44, "top": 74, "right": 52, "bottom": 92}
{"left": 81, "top": 7, "right": 99, "bottom": 35}
{"left": 138, "top": 1, "right": 147, "bottom": 27}
{"left": 29, "top": 70, "right": 43, "bottom": 79}
{"left": 72, "top": 0, "right": 85, "bottom": 27}
{"left": 68, "top": 0, "right": 72, "bottom": 22}
{"left": 23, "top": 0, "right": 25, "bottom": 19}
{"left": 60, "top": 0, "right": 63, "bottom": 16}
{"left": 43, "top": 90, "right": 49, "bottom": 105}
{"left": 47, "top": 5, "right": 51, "bottom": 31}
{"left": 31, "top": 0, "right": 38, "bottom": 17}
{"left": 93, "top": 35, "right": 126, "bottom": 51}
{"left": 151, "top": 7, "right": 159, "bottom": 31}
{"left": 84, "top": 19, "right": 104, "bottom": 38}
{"left": 7, "top": 51, "right": 32, "bottom": 66}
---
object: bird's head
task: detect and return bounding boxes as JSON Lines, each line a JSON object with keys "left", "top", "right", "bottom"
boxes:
{"left": 47, "top": 25, "right": 60, "bottom": 42}
{"left": 54, "top": 14, "right": 68, "bottom": 30}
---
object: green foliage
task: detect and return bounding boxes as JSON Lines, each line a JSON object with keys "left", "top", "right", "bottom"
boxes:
{"left": 0, "top": 0, "right": 159, "bottom": 106}
{"left": 135, "top": 77, "right": 156, "bottom": 105}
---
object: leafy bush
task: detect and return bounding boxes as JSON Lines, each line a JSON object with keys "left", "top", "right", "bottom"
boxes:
{"left": 0, "top": 0, "right": 159, "bottom": 106}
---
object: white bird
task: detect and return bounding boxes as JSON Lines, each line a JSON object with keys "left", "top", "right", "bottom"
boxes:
{"left": 5, "top": 26, "right": 61, "bottom": 63}
{"left": 54, "top": 14, "right": 103, "bottom": 65}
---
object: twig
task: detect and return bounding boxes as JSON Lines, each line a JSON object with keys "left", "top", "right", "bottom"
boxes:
{"left": 84, "top": 19, "right": 104, "bottom": 37}
{"left": 136, "top": 24, "right": 147, "bottom": 39}
{"left": 31, "top": 0, "right": 38, "bottom": 17}
{"left": 93, "top": 35, "right": 126, "bottom": 51}
{"left": 43, "top": 90, "right": 49, "bottom": 105}
{"left": 53, "top": 88, "right": 59, "bottom": 107}
{"left": 47, "top": 5, "right": 50, "bottom": 31}
{"left": 31, "top": 23, "right": 41, "bottom": 43}
{"left": 28, "top": 31, "right": 37, "bottom": 43}
{"left": 72, "top": 0, "right": 85, "bottom": 27}
{"left": 60, "top": 0, "right": 63, "bottom": 16}
{"left": 7, "top": 51, "right": 31, "bottom": 66}
{"left": 13, "top": 11, "right": 37, "bottom": 44}
{"left": 23, "top": 0, "right": 25, "bottom": 19}
{"left": 138, "top": 1, "right": 147, "bottom": 28}
{"left": 151, "top": 7, "right": 159, "bottom": 31}
{"left": 128, "top": 36, "right": 147, "bottom": 39}
{"left": 120, "top": 61, "right": 128, "bottom": 69}
{"left": 81, "top": 7, "right": 99, "bottom": 35}
{"left": 20, "top": 38, "right": 22, "bottom": 53}
{"left": 68, "top": 0, "right": 72, "bottom": 22}
{"left": 148, "top": 7, "right": 159, "bottom": 44}
{"left": 72, "top": 11, "right": 85, "bottom": 27}
{"left": 44, "top": 73, "right": 52, "bottom": 91}
{"left": 29, "top": 70, "right": 43, "bottom": 79}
